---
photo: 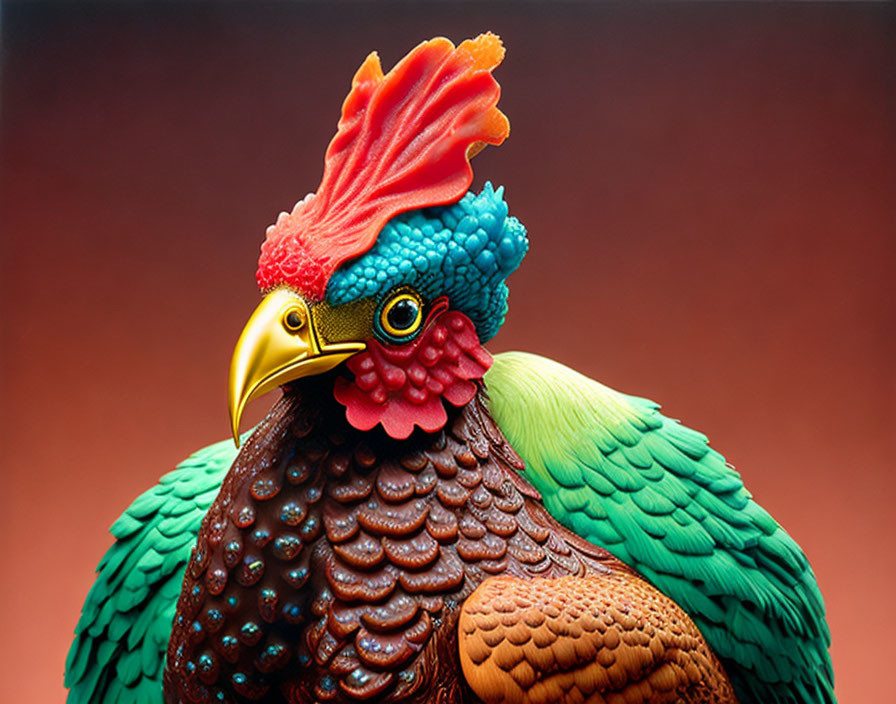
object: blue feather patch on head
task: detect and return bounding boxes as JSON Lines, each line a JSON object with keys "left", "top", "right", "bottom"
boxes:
{"left": 326, "top": 183, "right": 528, "bottom": 342}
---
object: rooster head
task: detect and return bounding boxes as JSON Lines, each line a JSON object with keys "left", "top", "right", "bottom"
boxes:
{"left": 230, "top": 34, "right": 528, "bottom": 442}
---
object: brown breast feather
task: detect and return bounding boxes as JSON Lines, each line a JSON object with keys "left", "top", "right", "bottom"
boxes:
{"left": 164, "top": 377, "right": 733, "bottom": 704}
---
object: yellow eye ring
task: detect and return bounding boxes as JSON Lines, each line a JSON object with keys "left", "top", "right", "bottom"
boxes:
{"left": 282, "top": 307, "right": 305, "bottom": 333}
{"left": 378, "top": 289, "right": 423, "bottom": 340}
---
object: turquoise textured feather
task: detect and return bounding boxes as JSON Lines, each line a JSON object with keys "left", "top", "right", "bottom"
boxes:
{"left": 65, "top": 439, "right": 238, "bottom": 704}
{"left": 326, "top": 183, "right": 528, "bottom": 342}
{"left": 484, "top": 351, "right": 835, "bottom": 704}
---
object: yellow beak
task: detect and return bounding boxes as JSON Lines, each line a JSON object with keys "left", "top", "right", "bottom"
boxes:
{"left": 228, "top": 288, "right": 366, "bottom": 446}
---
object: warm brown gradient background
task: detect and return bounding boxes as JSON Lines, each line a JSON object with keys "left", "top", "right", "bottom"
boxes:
{"left": 1, "top": 2, "right": 893, "bottom": 702}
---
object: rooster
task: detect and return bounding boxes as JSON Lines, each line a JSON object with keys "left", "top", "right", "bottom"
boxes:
{"left": 65, "top": 33, "right": 834, "bottom": 704}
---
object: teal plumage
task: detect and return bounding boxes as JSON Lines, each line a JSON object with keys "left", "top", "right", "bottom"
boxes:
{"left": 326, "top": 183, "right": 528, "bottom": 343}
{"left": 484, "top": 351, "right": 834, "bottom": 704}
{"left": 65, "top": 440, "right": 236, "bottom": 704}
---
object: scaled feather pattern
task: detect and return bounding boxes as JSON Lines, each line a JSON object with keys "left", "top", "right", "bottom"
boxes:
{"left": 486, "top": 352, "right": 835, "bottom": 704}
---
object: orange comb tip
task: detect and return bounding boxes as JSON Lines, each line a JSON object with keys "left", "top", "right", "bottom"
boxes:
{"left": 458, "top": 32, "right": 506, "bottom": 72}
{"left": 351, "top": 51, "right": 384, "bottom": 88}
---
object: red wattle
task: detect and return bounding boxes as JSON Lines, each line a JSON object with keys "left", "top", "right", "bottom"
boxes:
{"left": 333, "top": 310, "right": 492, "bottom": 439}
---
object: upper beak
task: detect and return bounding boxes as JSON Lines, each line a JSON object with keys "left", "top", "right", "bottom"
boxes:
{"left": 228, "top": 288, "right": 366, "bottom": 446}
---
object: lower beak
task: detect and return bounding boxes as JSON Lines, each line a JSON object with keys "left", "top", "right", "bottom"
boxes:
{"left": 228, "top": 289, "right": 365, "bottom": 445}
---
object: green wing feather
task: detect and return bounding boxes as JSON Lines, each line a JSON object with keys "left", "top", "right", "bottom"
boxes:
{"left": 64, "top": 439, "right": 237, "bottom": 704}
{"left": 485, "top": 351, "right": 834, "bottom": 704}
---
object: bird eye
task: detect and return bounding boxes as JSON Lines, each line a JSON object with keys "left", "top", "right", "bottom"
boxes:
{"left": 283, "top": 308, "right": 305, "bottom": 332}
{"left": 377, "top": 288, "right": 423, "bottom": 341}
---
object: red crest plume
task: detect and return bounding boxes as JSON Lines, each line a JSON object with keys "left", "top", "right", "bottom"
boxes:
{"left": 256, "top": 33, "right": 510, "bottom": 300}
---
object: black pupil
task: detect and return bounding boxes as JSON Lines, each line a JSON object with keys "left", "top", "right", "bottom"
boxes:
{"left": 387, "top": 299, "right": 418, "bottom": 331}
{"left": 285, "top": 310, "right": 302, "bottom": 329}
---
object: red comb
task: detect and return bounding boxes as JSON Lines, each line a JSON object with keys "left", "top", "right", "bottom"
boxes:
{"left": 256, "top": 33, "right": 509, "bottom": 299}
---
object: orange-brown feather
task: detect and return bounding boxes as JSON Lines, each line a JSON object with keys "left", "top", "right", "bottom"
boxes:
{"left": 460, "top": 574, "right": 737, "bottom": 704}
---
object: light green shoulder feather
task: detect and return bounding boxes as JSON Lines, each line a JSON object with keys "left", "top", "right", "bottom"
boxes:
{"left": 484, "top": 351, "right": 834, "bottom": 704}
{"left": 64, "top": 439, "right": 237, "bottom": 704}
